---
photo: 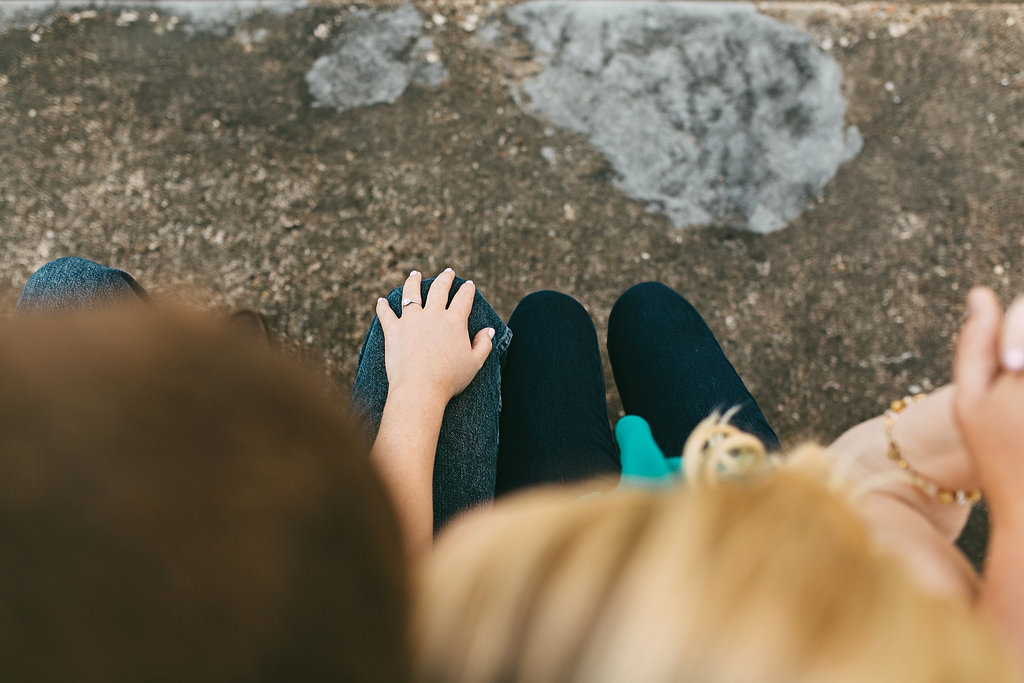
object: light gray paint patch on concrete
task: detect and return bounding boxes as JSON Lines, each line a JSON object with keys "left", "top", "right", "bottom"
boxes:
{"left": 506, "top": 1, "right": 862, "bottom": 233}
{"left": 305, "top": 5, "right": 449, "bottom": 113}
{"left": 0, "top": 1, "right": 301, "bottom": 34}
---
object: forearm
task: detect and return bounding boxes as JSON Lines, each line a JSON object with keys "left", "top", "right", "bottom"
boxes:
{"left": 371, "top": 388, "right": 446, "bottom": 558}
{"left": 858, "top": 489, "right": 979, "bottom": 600}
{"left": 826, "top": 391, "right": 979, "bottom": 598}
{"left": 982, "top": 523, "right": 1024, "bottom": 668}
{"left": 827, "top": 387, "right": 973, "bottom": 543}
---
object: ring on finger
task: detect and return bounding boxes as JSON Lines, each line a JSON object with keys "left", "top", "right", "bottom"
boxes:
{"left": 401, "top": 297, "right": 420, "bottom": 308}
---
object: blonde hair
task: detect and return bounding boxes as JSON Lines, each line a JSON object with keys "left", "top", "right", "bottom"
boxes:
{"left": 415, "top": 417, "right": 1015, "bottom": 683}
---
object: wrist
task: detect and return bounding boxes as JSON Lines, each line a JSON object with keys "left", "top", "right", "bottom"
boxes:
{"left": 387, "top": 381, "right": 451, "bottom": 407}
{"left": 829, "top": 412, "right": 972, "bottom": 540}
{"left": 374, "top": 387, "right": 449, "bottom": 472}
{"left": 890, "top": 394, "right": 982, "bottom": 499}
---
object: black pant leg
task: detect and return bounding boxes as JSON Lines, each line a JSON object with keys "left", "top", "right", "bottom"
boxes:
{"left": 607, "top": 282, "right": 779, "bottom": 458}
{"left": 495, "top": 291, "right": 619, "bottom": 496}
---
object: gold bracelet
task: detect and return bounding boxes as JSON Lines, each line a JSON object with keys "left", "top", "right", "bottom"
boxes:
{"left": 885, "top": 394, "right": 982, "bottom": 505}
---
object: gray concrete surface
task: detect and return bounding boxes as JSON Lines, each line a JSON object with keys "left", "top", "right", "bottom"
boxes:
{"left": 1, "top": 0, "right": 1021, "bottom": 560}
{"left": 504, "top": 1, "right": 862, "bottom": 233}
{"left": 306, "top": 4, "right": 448, "bottom": 112}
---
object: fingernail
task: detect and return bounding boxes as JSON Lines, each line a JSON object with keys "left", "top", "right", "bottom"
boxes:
{"left": 410, "top": 270, "right": 420, "bottom": 277}
{"left": 1003, "top": 347, "right": 1024, "bottom": 371}
{"left": 443, "top": 267, "right": 454, "bottom": 274}
{"left": 465, "top": 280, "right": 474, "bottom": 286}
{"left": 487, "top": 328, "right": 495, "bottom": 340}
{"left": 377, "top": 297, "right": 385, "bottom": 304}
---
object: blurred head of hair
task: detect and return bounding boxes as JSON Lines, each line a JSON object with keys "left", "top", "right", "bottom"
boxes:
{"left": 415, "top": 418, "right": 1014, "bottom": 683}
{"left": 0, "top": 308, "right": 408, "bottom": 683}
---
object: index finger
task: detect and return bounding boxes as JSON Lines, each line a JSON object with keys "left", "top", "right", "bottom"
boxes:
{"left": 954, "top": 286, "right": 1002, "bottom": 406}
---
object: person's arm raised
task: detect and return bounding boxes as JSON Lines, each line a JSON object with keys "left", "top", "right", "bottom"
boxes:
{"left": 826, "top": 385, "right": 981, "bottom": 600}
{"left": 954, "top": 286, "right": 1024, "bottom": 668}
{"left": 370, "top": 269, "right": 494, "bottom": 558}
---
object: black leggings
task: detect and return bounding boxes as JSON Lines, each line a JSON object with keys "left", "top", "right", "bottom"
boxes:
{"left": 496, "top": 282, "right": 779, "bottom": 496}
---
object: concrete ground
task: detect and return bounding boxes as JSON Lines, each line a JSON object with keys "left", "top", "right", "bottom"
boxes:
{"left": 1, "top": 0, "right": 1021, "bottom": 562}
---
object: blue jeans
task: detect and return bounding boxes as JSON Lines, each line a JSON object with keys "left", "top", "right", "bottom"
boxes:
{"left": 349, "top": 277, "right": 513, "bottom": 533}
{"left": 15, "top": 257, "right": 148, "bottom": 315}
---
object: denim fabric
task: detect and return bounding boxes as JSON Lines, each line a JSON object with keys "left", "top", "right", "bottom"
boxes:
{"left": 495, "top": 291, "right": 619, "bottom": 496}
{"left": 495, "top": 283, "right": 779, "bottom": 496}
{"left": 350, "top": 277, "right": 512, "bottom": 533}
{"left": 15, "top": 257, "right": 149, "bottom": 315}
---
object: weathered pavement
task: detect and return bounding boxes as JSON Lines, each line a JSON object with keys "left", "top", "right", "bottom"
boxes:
{"left": 1, "top": 0, "right": 1021, "bottom": 559}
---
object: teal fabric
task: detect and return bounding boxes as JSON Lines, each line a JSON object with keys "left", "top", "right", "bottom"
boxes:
{"left": 615, "top": 415, "right": 682, "bottom": 489}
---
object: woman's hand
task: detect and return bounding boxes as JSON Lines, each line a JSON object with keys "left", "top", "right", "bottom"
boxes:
{"left": 956, "top": 287, "right": 1024, "bottom": 666}
{"left": 376, "top": 269, "right": 494, "bottom": 404}
{"left": 954, "top": 286, "right": 1024, "bottom": 523}
{"left": 370, "top": 268, "right": 494, "bottom": 558}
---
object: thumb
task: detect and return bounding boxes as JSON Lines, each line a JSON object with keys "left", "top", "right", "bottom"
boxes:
{"left": 954, "top": 287, "right": 1001, "bottom": 409}
{"left": 470, "top": 327, "right": 496, "bottom": 367}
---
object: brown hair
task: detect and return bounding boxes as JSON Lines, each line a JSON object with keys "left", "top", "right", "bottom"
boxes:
{"left": 416, "top": 426, "right": 1016, "bottom": 683}
{"left": 0, "top": 308, "right": 408, "bottom": 682}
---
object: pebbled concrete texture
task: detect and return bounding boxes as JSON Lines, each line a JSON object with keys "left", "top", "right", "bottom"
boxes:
{"left": 0, "top": 0, "right": 1021, "bottom": 558}
{"left": 0, "top": 1, "right": 302, "bottom": 34}
{"left": 504, "top": 1, "right": 862, "bottom": 233}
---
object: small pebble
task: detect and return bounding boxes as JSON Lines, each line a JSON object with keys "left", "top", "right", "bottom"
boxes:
{"left": 116, "top": 10, "right": 139, "bottom": 27}
{"left": 888, "top": 23, "right": 909, "bottom": 38}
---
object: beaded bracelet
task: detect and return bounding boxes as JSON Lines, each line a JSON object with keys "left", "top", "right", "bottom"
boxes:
{"left": 885, "top": 394, "right": 983, "bottom": 505}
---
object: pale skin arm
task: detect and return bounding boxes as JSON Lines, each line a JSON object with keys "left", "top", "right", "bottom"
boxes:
{"left": 369, "top": 269, "right": 494, "bottom": 558}
{"left": 953, "top": 286, "right": 1024, "bottom": 667}
{"left": 826, "top": 386, "right": 981, "bottom": 601}
{"left": 827, "top": 286, "right": 1024, "bottom": 666}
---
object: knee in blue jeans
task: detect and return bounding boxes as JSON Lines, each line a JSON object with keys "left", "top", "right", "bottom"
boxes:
{"left": 16, "top": 256, "right": 148, "bottom": 315}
